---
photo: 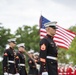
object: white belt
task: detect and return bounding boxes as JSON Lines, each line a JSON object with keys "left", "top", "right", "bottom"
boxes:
{"left": 8, "top": 60, "right": 15, "bottom": 63}
{"left": 46, "top": 56, "right": 57, "bottom": 60}
{"left": 18, "top": 64, "right": 25, "bottom": 66}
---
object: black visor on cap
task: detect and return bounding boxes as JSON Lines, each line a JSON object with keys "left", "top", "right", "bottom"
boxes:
{"left": 20, "top": 46, "right": 25, "bottom": 48}
{"left": 10, "top": 41, "right": 16, "bottom": 44}
{"left": 49, "top": 26, "right": 57, "bottom": 29}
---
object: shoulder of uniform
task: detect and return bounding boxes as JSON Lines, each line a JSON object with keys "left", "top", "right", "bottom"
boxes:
{"left": 4, "top": 50, "right": 8, "bottom": 56}
{"left": 5, "top": 48, "right": 8, "bottom": 50}
{"left": 4, "top": 48, "right": 12, "bottom": 56}
{"left": 40, "top": 38, "right": 46, "bottom": 41}
{"left": 40, "top": 38, "right": 49, "bottom": 44}
{"left": 5, "top": 48, "right": 11, "bottom": 52}
{"left": 4, "top": 49, "right": 9, "bottom": 53}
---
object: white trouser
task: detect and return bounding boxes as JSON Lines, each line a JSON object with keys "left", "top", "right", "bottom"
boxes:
{"left": 15, "top": 73, "right": 20, "bottom": 75}
{"left": 4, "top": 72, "right": 8, "bottom": 75}
{"left": 4, "top": 73, "right": 20, "bottom": 75}
{"left": 42, "top": 72, "right": 48, "bottom": 75}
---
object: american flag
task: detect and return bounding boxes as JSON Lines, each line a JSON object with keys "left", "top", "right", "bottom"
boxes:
{"left": 39, "top": 15, "right": 76, "bottom": 49}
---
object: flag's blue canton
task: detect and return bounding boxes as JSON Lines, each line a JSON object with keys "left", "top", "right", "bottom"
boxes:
{"left": 40, "top": 16, "right": 50, "bottom": 29}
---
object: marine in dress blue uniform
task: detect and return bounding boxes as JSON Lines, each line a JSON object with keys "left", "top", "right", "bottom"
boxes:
{"left": 15, "top": 43, "right": 27, "bottom": 75}
{"left": 33, "top": 52, "right": 40, "bottom": 74}
{"left": 28, "top": 50, "right": 38, "bottom": 75}
{"left": 39, "top": 21, "right": 58, "bottom": 75}
{"left": 2, "top": 38, "right": 16, "bottom": 75}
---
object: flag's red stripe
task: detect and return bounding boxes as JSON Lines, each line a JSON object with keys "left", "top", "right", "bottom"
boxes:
{"left": 56, "top": 28, "right": 73, "bottom": 41}
{"left": 54, "top": 36, "right": 70, "bottom": 46}
{"left": 55, "top": 42, "right": 69, "bottom": 49}
{"left": 55, "top": 32, "right": 71, "bottom": 43}
{"left": 57, "top": 25, "right": 76, "bottom": 39}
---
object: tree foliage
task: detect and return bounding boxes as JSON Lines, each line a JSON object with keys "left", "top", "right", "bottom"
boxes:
{"left": 0, "top": 27, "right": 13, "bottom": 55}
{"left": 66, "top": 25, "right": 76, "bottom": 65}
{"left": 15, "top": 25, "right": 40, "bottom": 52}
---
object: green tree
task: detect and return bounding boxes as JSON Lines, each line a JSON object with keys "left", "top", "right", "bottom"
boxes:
{"left": 0, "top": 27, "right": 13, "bottom": 55}
{"left": 66, "top": 25, "right": 76, "bottom": 65}
{"left": 15, "top": 25, "right": 40, "bottom": 52}
{"left": 58, "top": 48, "right": 69, "bottom": 63}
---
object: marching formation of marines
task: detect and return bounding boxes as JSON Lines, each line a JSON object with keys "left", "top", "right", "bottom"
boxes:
{"left": 2, "top": 38, "right": 40, "bottom": 75}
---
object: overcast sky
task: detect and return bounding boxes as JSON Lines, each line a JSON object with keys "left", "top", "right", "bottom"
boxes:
{"left": 0, "top": 0, "right": 76, "bottom": 34}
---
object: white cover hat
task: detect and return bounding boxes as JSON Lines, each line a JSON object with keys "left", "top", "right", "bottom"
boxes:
{"left": 28, "top": 49, "right": 34, "bottom": 54}
{"left": 34, "top": 52, "right": 39, "bottom": 56}
{"left": 44, "top": 21, "right": 57, "bottom": 29}
{"left": 8, "top": 38, "right": 16, "bottom": 43}
{"left": 17, "top": 43, "right": 25, "bottom": 48}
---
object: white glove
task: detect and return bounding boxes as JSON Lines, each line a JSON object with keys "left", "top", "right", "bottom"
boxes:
{"left": 4, "top": 72, "right": 8, "bottom": 75}
{"left": 15, "top": 73, "right": 20, "bottom": 75}
{"left": 42, "top": 72, "right": 48, "bottom": 75}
